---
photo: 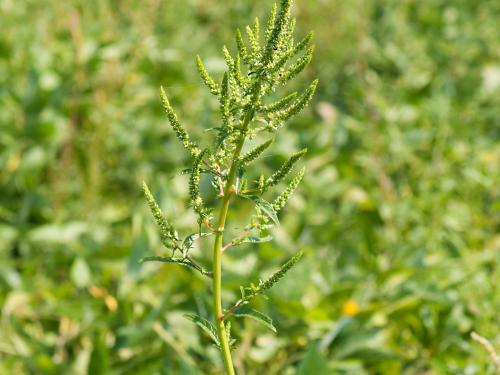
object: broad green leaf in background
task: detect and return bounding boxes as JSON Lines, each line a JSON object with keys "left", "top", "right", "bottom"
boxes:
{"left": 88, "top": 333, "right": 110, "bottom": 375}
{"left": 70, "top": 257, "right": 92, "bottom": 289}
{"left": 297, "top": 343, "right": 331, "bottom": 375}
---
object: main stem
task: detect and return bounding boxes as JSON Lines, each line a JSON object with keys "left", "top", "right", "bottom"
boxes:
{"left": 212, "top": 111, "right": 254, "bottom": 375}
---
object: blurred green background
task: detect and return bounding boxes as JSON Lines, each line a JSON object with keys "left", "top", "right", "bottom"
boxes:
{"left": 1, "top": 0, "right": 499, "bottom": 374}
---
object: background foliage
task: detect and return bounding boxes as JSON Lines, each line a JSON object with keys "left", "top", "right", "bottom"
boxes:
{"left": 1, "top": 0, "right": 499, "bottom": 374}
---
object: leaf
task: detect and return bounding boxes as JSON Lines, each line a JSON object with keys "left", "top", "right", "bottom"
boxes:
{"left": 139, "top": 256, "right": 212, "bottom": 277}
{"left": 88, "top": 332, "right": 110, "bottom": 374}
{"left": 70, "top": 257, "right": 92, "bottom": 289}
{"left": 233, "top": 307, "right": 276, "bottom": 332}
{"left": 28, "top": 222, "right": 88, "bottom": 244}
{"left": 127, "top": 218, "right": 149, "bottom": 277}
{"left": 297, "top": 343, "right": 330, "bottom": 375}
{"left": 225, "top": 321, "right": 237, "bottom": 348}
{"left": 140, "top": 256, "right": 190, "bottom": 265}
{"left": 319, "top": 317, "right": 352, "bottom": 350}
{"left": 184, "top": 314, "right": 219, "bottom": 346}
{"left": 241, "top": 235, "right": 273, "bottom": 244}
{"left": 242, "top": 195, "right": 280, "bottom": 225}
{"left": 332, "top": 330, "right": 393, "bottom": 360}
{"left": 182, "top": 232, "right": 213, "bottom": 257}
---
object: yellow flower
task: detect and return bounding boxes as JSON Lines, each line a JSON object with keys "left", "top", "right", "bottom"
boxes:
{"left": 342, "top": 299, "right": 360, "bottom": 317}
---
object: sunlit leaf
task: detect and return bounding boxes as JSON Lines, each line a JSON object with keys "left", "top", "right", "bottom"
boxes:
{"left": 241, "top": 235, "right": 273, "bottom": 244}
{"left": 233, "top": 307, "right": 276, "bottom": 332}
{"left": 70, "top": 257, "right": 92, "bottom": 289}
{"left": 184, "top": 314, "right": 219, "bottom": 346}
{"left": 182, "top": 232, "right": 213, "bottom": 257}
{"left": 297, "top": 343, "right": 330, "bottom": 375}
{"left": 241, "top": 195, "right": 280, "bottom": 225}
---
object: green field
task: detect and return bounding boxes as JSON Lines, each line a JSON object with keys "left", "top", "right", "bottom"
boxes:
{"left": 1, "top": 0, "right": 499, "bottom": 374}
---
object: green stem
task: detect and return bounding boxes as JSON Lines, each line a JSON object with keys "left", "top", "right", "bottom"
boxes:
{"left": 212, "top": 111, "right": 253, "bottom": 375}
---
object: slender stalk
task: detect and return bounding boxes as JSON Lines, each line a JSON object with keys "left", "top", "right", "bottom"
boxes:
{"left": 212, "top": 111, "right": 253, "bottom": 375}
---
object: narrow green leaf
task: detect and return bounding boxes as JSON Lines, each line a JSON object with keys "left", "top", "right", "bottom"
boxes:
{"left": 184, "top": 314, "right": 220, "bottom": 346}
{"left": 241, "top": 235, "right": 273, "bottom": 244}
{"left": 140, "top": 256, "right": 190, "bottom": 265}
{"left": 233, "top": 307, "right": 277, "bottom": 332}
{"left": 139, "top": 256, "right": 212, "bottom": 278}
{"left": 225, "top": 321, "right": 237, "bottom": 349}
{"left": 232, "top": 306, "right": 277, "bottom": 333}
{"left": 242, "top": 195, "right": 280, "bottom": 225}
{"left": 182, "top": 232, "right": 213, "bottom": 257}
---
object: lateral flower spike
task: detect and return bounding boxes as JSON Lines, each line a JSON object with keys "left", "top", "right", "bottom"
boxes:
{"left": 196, "top": 55, "right": 220, "bottom": 96}
{"left": 261, "top": 91, "right": 298, "bottom": 114}
{"left": 264, "top": 3, "right": 277, "bottom": 41}
{"left": 247, "top": 18, "right": 261, "bottom": 56}
{"left": 219, "top": 73, "right": 233, "bottom": 131}
{"left": 263, "top": 0, "right": 292, "bottom": 66}
{"left": 273, "top": 79, "right": 318, "bottom": 122}
{"left": 273, "top": 167, "right": 305, "bottom": 212}
{"left": 258, "top": 250, "right": 303, "bottom": 292}
{"left": 233, "top": 54, "right": 245, "bottom": 86}
{"left": 238, "top": 250, "right": 304, "bottom": 302}
{"left": 160, "top": 86, "right": 200, "bottom": 156}
{"left": 239, "top": 139, "right": 274, "bottom": 166}
{"left": 189, "top": 149, "right": 209, "bottom": 224}
{"left": 279, "top": 45, "right": 314, "bottom": 84}
{"left": 223, "top": 46, "right": 235, "bottom": 70}
{"left": 270, "top": 31, "right": 313, "bottom": 73}
{"left": 236, "top": 29, "right": 249, "bottom": 64}
{"left": 264, "top": 148, "right": 307, "bottom": 190}
{"left": 143, "top": 181, "right": 179, "bottom": 249}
